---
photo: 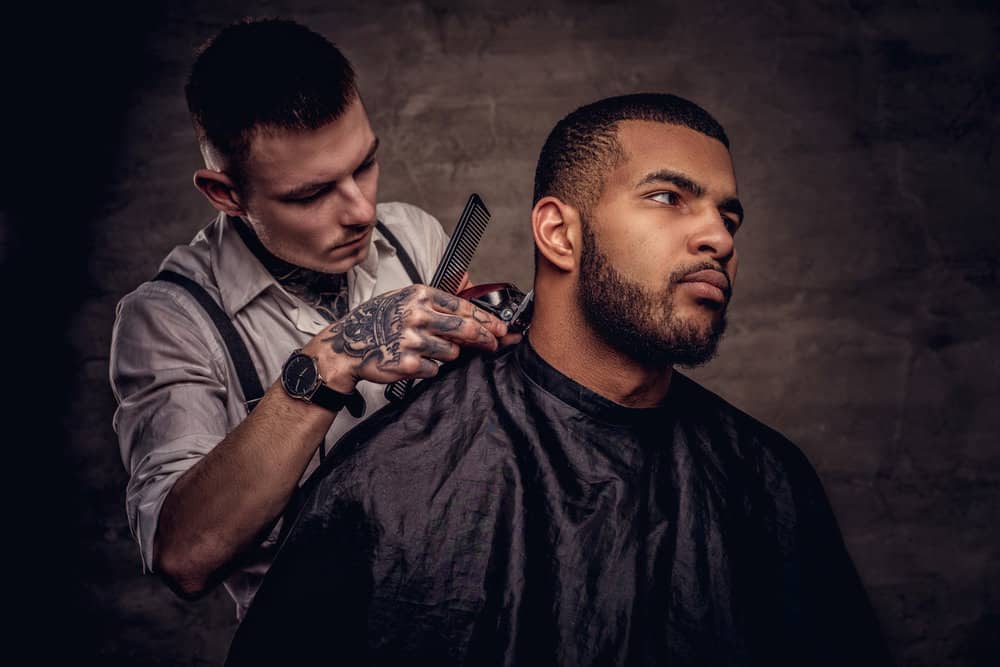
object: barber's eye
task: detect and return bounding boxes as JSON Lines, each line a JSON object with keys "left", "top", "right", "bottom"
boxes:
{"left": 286, "top": 190, "right": 325, "bottom": 205}
{"left": 651, "top": 191, "right": 679, "bottom": 205}
{"left": 356, "top": 158, "right": 377, "bottom": 175}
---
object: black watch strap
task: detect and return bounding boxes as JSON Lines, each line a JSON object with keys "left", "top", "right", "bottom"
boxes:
{"left": 311, "top": 383, "right": 367, "bottom": 418}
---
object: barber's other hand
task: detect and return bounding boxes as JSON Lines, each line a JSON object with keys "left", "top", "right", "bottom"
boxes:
{"left": 306, "top": 285, "right": 508, "bottom": 391}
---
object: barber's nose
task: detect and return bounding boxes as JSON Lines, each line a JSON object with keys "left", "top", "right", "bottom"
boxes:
{"left": 688, "top": 209, "right": 735, "bottom": 261}
{"left": 339, "top": 177, "right": 376, "bottom": 226}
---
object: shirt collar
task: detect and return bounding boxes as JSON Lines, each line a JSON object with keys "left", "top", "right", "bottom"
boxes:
{"left": 209, "top": 214, "right": 274, "bottom": 318}
{"left": 356, "top": 222, "right": 396, "bottom": 283}
{"left": 210, "top": 214, "right": 396, "bottom": 318}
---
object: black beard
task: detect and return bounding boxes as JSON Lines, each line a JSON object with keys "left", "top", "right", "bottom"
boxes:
{"left": 577, "top": 221, "right": 729, "bottom": 368}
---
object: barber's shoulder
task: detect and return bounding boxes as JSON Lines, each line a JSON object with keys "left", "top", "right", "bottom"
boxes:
{"left": 376, "top": 201, "right": 447, "bottom": 245}
{"left": 111, "top": 262, "right": 228, "bottom": 370}
{"left": 114, "top": 262, "right": 217, "bottom": 322}
{"left": 113, "top": 278, "right": 216, "bottom": 344}
{"left": 375, "top": 201, "right": 448, "bottom": 276}
{"left": 376, "top": 201, "right": 442, "bottom": 230}
{"left": 114, "top": 214, "right": 223, "bottom": 314}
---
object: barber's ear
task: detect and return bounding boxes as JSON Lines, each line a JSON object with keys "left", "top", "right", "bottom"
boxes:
{"left": 532, "top": 196, "right": 579, "bottom": 272}
{"left": 193, "top": 169, "right": 246, "bottom": 217}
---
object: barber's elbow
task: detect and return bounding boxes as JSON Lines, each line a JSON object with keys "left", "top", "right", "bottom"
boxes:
{"left": 153, "top": 535, "right": 214, "bottom": 600}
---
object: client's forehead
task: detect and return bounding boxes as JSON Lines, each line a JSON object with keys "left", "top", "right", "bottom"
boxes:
{"left": 603, "top": 120, "right": 737, "bottom": 198}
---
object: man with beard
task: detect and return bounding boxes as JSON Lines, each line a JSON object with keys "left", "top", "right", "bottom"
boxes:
{"left": 226, "top": 93, "right": 891, "bottom": 666}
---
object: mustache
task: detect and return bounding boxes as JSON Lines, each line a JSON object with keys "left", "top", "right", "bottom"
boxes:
{"left": 669, "top": 262, "right": 733, "bottom": 300}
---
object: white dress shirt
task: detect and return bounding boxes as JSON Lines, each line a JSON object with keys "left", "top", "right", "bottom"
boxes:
{"left": 110, "top": 202, "right": 448, "bottom": 617}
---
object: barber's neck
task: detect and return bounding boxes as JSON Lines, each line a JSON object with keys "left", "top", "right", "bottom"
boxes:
{"left": 528, "top": 292, "right": 673, "bottom": 409}
{"left": 231, "top": 216, "right": 349, "bottom": 323}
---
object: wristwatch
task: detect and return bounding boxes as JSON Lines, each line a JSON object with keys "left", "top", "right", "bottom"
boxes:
{"left": 280, "top": 349, "right": 366, "bottom": 418}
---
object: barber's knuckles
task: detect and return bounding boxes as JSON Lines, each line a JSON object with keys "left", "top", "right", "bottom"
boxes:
{"left": 306, "top": 284, "right": 504, "bottom": 387}
{"left": 381, "top": 285, "right": 505, "bottom": 342}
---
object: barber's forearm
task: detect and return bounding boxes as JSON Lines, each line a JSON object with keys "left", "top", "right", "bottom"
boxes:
{"left": 152, "top": 283, "right": 508, "bottom": 598}
{"left": 153, "top": 379, "right": 337, "bottom": 598}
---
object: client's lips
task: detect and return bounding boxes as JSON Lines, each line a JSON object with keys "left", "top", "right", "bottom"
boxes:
{"left": 678, "top": 269, "right": 730, "bottom": 303}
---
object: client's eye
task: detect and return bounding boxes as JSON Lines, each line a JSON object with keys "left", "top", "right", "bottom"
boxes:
{"left": 650, "top": 191, "right": 679, "bottom": 205}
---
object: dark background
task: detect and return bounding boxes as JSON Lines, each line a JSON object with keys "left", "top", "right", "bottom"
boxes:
{"left": 4, "top": 0, "right": 997, "bottom": 664}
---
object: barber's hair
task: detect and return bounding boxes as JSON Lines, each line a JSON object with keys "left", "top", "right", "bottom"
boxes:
{"left": 185, "top": 18, "right": 358, "bottom": 190}
{"left": 533, "top": 93, "right": 730, "bottom": 217}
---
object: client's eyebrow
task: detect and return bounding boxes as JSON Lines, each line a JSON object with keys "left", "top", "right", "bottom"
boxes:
{"left": 638, "top": 169, "right": 744, "bottom": 224}
{"left": 637, "top": 169, "right": 705, "bottom": 197}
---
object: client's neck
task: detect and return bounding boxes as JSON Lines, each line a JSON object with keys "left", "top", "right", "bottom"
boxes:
{"left": 528, "top": 292, "right": 672, "bottom": 408}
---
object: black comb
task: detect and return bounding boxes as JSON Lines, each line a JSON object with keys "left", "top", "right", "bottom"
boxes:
{"left": 385, "top": 193, "right": 491, "bottom": 403}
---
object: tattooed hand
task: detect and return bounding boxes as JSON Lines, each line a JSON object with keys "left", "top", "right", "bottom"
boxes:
{"left": 308, "top": 285, "right": 508, "bottom": 391}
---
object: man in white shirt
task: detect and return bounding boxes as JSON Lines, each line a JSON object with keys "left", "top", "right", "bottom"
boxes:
{"left": 109, "top": 17, "right": 508, "bottom": 619}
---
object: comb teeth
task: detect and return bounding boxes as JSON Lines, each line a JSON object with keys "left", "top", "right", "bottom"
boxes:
{"left": 385, "top": 193, "right": 492, "bottom": 404}
{"left": 429, "top": 194, "right": 490, "bottom": 289}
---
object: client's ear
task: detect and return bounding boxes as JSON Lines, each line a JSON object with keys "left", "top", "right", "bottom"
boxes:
{"left": 532, "top": 196, "right": 580, "bottom": 273}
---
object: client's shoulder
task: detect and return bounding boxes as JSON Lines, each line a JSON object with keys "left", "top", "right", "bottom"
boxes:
{"left": 299, "top": 348, "right": 517, "bottom": 502}
{"left": 669, "top": 372, "right": 819, "bottom": 479}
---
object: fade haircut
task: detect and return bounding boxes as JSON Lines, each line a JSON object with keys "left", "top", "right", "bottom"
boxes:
{"left": 532, "top": 93, "right": 730, "bottom": 218}
{"left": 185, "top": 18, "right": 358, "bottom": 192}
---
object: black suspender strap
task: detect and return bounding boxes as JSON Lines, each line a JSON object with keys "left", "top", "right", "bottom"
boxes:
{"left": 153, "top": 225, "right": 427, "bottom": 544}
{"left": 153, "top": 269, "right": 265, "bottom": 414}
{"left": 152, "top": 225, "right": 422, "bottom": 416}
{"left": 376, "top": 220, "right": 424, "bottom": 284}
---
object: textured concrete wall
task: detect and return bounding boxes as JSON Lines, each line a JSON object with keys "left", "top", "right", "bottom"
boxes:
{"left": 6, "top": 0, "right": 997, "bottom": 664}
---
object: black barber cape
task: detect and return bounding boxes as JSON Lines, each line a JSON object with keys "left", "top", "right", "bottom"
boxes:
{"left": 227, "top": 341, "right": 890, "bottom": 666}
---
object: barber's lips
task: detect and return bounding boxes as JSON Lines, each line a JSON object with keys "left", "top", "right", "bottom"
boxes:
{"left": 334, "top": 228, "right": 371, "bottom": 251}
{"left": 678, "top": 269, "right": 730, "bottom": 304}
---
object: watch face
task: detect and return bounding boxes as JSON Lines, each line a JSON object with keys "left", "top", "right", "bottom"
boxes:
{"left": 282, "top": 353, "right": 319, "bottom": 398}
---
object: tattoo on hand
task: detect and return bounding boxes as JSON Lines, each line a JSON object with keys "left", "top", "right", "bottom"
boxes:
{"left": 471, "top": 306, "right": 490, "bottom": 325}
{"left": 432, "top": 291, "right": 460, "bottom": 312}
{"left": 322, "top": 288, "right": 412, "bottom": 371}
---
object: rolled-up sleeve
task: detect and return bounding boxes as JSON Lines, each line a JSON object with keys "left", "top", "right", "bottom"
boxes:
{"left": 110, "top": 282, "right": 231, "bottom": 572}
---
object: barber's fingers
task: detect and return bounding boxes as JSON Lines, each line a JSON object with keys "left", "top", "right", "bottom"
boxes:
{"left": 396, "top": 330, "right": 460, "bottom": 362}
{"left": 422, "top": 287, "right": 507, "bottom": 338}
{"left": 386, "top": 353, "right": 444, "bottom": 380}
{"left": 414, "top": 310, "right": 500, "bottom": 351}
{"left": 378, "top": 332, "right": 459, "bottom": 379}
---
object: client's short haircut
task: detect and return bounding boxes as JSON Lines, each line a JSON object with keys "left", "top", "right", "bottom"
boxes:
{"left": 533, "top": 93, "right": 730, "bottom": 219}
{"left": 185, "top": 18, "right": 358, "bottom": 191}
